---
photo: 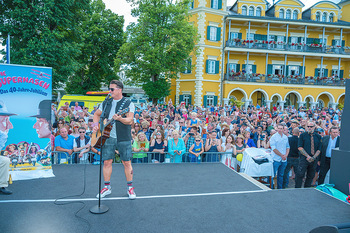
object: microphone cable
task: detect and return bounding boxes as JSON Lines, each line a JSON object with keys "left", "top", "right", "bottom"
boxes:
{"left": 54, "top": 163, "right": 92, "bottom": 233}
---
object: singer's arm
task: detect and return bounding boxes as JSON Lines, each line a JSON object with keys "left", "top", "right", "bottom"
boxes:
{"left": 114, "top": 112, "right": 134, "bottom": 125}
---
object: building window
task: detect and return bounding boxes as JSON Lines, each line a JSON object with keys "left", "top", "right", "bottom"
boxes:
{"left": 183, "top": 94, "right": 191, "bottom": 106}
{"left": 279, "top": 9, "right": 285, "bottom": 18}
{"left": 183, "top": 59, "right": 192, "bottom": 74}
{"left": 207, "top": 26, "right": 221, "bottom": 42}
{"left": 316, "top": 12, "right": 321, "bottom": 21}
{"left": 273, "top": 65, "right": 283, "bottom": 75}
{"left": 329, "top": 13, "right": 334, "bottom": 22}
{"left": 246, "top": 33, "right": 254, "bottom": 41}
{"left": 242, "top": 6, "right": 247, "bottom": 15}
{"left": 293, "top": 10, "right": 298, "bottom": 19}
{"left": 286, "top": 10, "right": 291, "bottom": 19}
{"left": 207, "top": 60, "right": 216, "bottom": 74}
{"left": 322, "top": 12, "right": 327, "bottom": 22}
{"left": 256, "top": 7, "right": 261, "bottom": 16}
{"left": 207, "top": 95, "right": 215, "bottom": 106}
{"left": 332, "top": 69, "right": 338, "bottom": 77}
{"left": 229, "top": 63, "right": 237, "bottom": 73}
{"left": 289, "top": 66, "right": 299, "bottom": 75}
{"left": 249, "top": 6, "right": 254, "bottom": 16}
{"left": 189, "top": 1, "right": 194, "bottom": 9}
{"left": 212, "top": 0, "right": 218, "bottom": 9}
{"left": 210, "top": 27, "right": 217, "bottom": 41}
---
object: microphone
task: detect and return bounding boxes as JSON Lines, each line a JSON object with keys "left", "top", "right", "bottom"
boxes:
{"left": 105, "top": 93, "right": 112, "bottom": 100}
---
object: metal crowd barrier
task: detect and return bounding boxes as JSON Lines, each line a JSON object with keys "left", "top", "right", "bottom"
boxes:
{"left": 51, "top": 151, "right": 99, "bottom": 164}
{"left": 50, "top": 151, "right": 237, "bottom": 165}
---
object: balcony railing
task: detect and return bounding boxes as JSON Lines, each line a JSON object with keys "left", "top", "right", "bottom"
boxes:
{"left": 225, "top": 40, "right": 350, "bottom": 55}
{"left": 224, "top": 73, "right": 346, "bottom": 86}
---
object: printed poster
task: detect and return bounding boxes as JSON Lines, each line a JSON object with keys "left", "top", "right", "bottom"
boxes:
{"left": 0, "top": 63, "right": 54, "bottom": 180}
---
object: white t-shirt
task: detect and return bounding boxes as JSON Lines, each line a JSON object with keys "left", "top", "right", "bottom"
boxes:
{"left": 98, "top": 98, "right": 135, "bottom": 138}
{"left": 73, "top": 137, "right": 91, "bottom": 162}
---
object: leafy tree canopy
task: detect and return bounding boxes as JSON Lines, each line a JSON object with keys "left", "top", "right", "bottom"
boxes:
{"left": 115, "top": 0, "right": 198, "bottom": 103}
{"left": 65, "top": 0, "right": 124, "bottom": 94}
{"left": 0, "top": 0, "right": 124, "bottom": 93}
{"left": 0, "top": 0, "right": 90, "bottom": 89}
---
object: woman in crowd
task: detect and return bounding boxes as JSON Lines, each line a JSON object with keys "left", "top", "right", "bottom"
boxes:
{"left": 167, "top": 130, "right": 185, "bottom": 163}
{"left": 220, "top": 128, "right": 230, "bottom": 145}
{"left": 131, "top": 129, "right": 137, "bottom": 144}
{"left": 220, "top": 134, "right": 236, "bottom": 166}
{"left": 257, "top": 131, "right": 269, "bottom": 149}
{"left": 235, "top": 134, "right": 246, "bottom": 155}
{"left": 133, "top": 123, "right": 141, "bottom": 134}
{"left": 132, "top": 132, "right": 149, "bottom": 163}
{"left": 189, "top": 135, "right": 204, "bottom": 163}
{"left": 205, "top": 131, "right": 222, "bottom": 162}
{"left": 149, "top": 130, "right": 167, "bottom": 163}
{"left": 54, "top": 120, "right": 66, "bottom": 136}
{"left": 243, "top": 131, "right": 256, "bottom": 148}
{"left": 150, "top": 124, "right": 164, "bottom": 140}
{"left": 71, "top": 122, "right": 81, "bottom": 138}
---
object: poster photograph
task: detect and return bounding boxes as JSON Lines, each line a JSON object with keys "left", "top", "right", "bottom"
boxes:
{"left": 0, "top": 63, "right": 54, "bottom": 180}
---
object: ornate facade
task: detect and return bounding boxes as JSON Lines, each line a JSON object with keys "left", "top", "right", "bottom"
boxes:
{"left": 169, "top": 0, "right": 350, "bottom": 109}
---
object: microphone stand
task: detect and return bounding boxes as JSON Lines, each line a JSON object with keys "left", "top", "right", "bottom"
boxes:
{"left": 90, "top": 95, "right": 111, "bottom": 214}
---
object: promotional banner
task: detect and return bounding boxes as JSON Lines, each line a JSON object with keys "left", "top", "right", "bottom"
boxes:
{"left": 0, "top": 64, "right": 54, "bottom": 180}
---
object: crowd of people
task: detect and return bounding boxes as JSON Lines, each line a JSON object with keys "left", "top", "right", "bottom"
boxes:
{"left": 50, "top": 99, "right": 341, "bottom": 188}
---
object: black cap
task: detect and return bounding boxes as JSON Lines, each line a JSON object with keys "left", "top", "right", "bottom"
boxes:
{"left": 30, "top": 100, "right": 51, "bottom": 122}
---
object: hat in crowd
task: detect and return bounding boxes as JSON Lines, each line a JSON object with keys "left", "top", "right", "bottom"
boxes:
{"left": 0, "top": 100, "right": 17, "bottom": 116}
{"left": 236, "top": 134, "right": 245, "bottom": 141}
{"left": 317, "top": 128, "right": 325, "bottom": 133}
{"left": 30, "top": 100, "right": 51, "bottom": 122}
{"left": 291, "top": 120, "right": 299, "bottom": 124}
{"left": 141, "top": 121, "right": 150, "bottom": 128}
{"left": 221, "top": 123, "right": 229, "bottom": 128}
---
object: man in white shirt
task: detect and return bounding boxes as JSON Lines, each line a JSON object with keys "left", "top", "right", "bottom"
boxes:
{"left": 270, "top": 123, "right": 290, "bottom": 189}
{"left": 318, "top": 126, "right": 340, "bottom": 184}
{"left": 73, "top": 127, "right": 91, "bottom": 164}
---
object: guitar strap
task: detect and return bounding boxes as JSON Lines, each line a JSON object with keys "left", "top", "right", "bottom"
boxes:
{"left": 115, "top": 97, "right": 128, "bottom": 115}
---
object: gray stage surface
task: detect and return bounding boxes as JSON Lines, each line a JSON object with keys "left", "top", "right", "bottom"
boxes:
{"left": 1, "top": 163, "right": 349, "bottom": 233}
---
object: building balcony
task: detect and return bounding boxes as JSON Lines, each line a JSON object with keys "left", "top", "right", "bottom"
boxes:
{"left": 225, "top": 40, "right": 350, "bottom": 55}
{"left": 224, "top": 73, "right": 346, "bottom": 87}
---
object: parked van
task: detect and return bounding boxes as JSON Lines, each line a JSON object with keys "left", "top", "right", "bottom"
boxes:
{"left": 57, "top": 94, "right": 106, "bottom": 111}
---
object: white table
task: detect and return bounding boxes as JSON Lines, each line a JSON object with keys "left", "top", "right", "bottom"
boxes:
{"left": 240, "top": 148, "right": 274, "bottom": 178}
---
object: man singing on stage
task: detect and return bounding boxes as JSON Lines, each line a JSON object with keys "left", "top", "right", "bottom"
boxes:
{"left": 93, "top": 80, "right": 136, "bottom": 199}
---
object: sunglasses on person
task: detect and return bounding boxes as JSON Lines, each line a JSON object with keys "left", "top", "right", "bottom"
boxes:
{"left": 79, "top": 120, "right": 84, "bottom": 123}
{"left": 195, "top": 140, "right": 201, "bottom": 142}
{"left": 58, "top": 122, "right": 63, "bottom": 125}
{"left": 307, "top": 126, "right": 314, "bottom": 128}
{"left": 156, "top": 133, "right": 161, "bottom": 135}
{"left": 74, "top": 126, "right": 79, "bottom": 128}
{"left": 79, "top": 131, "right": 85, "bottom": 133}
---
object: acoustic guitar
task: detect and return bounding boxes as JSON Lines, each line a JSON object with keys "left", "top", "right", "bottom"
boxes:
{"left": 91, "top": 107, "right": 129, "bottom": 149}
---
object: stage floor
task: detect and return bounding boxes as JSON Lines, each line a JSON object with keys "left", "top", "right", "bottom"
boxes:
{"left": 1, "top": 163, "right": 350, "bottom": 233}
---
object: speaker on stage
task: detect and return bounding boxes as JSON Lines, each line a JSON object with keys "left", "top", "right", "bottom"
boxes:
{"left": 330, "top": 80, "right": 350, "bottom": 195}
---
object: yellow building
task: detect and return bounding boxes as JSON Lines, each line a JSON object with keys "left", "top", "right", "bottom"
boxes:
{"left": 171, "top": 0, "right": 350, "bottom": 109}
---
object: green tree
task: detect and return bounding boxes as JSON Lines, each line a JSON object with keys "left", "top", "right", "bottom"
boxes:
{"left": 65, "top": 0, "right": 124, "bottom": 94}
{"left": 0, "top": 0, "right": 90, "bottom": 89}
{"left": 115, "top": 0, "right": 198, "bottom": 104}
